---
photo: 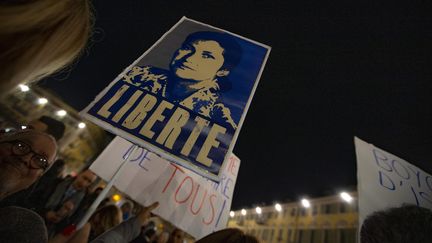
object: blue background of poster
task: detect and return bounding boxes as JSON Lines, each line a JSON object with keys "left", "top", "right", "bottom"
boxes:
{"left": 87, "top": 82, "right": 234, "bottom": 175}
{"left": 82, "top": 18, "right": 270, "bottom": 179}
{"left": 219, "top": 40, "right": 268, "bottom": 124}
{"left": 135, "top": 19, "right": 269, "bottom": 125}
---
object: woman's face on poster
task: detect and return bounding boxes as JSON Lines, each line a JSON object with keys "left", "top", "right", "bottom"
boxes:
{"left": 171, "top": 40, "right": 228, "bottom": 82}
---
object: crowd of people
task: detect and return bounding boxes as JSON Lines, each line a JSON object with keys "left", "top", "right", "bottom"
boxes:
{"left": 0, "top": 126, "right": 263, "bottom": 243}
{"left": 1, "top": 0, "right": 432, "bottom": 242}
{"left": 0, "top": 105, "right": 257, "bottom": 243}
{"left": 0, "top": 116, "right": 261, "bottom": 243}
{"left": 0, "top": 0, "right": 261, "bottom": 241}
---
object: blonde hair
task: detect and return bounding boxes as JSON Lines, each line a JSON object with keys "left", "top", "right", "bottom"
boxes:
{"left": 90, "top": 205, "right": 122, "bottom": 238}
{"left": 0, "top": 0, "right": 92, "bottom": 95}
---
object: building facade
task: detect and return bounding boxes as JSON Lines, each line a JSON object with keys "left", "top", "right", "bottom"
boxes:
{"left": 0, "top": 85, "right": 111, "bottom": 172}
{"left": 228, "top": 192, "right": 358, "bottom": 243}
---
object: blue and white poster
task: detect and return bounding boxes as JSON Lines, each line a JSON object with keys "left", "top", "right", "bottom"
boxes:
{"left": 81, "top": 17, "right": 270, "bottom": 180}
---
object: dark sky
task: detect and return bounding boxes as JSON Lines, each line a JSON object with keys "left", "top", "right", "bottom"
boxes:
{"left": 40, "top": 1, "right": 432, "bottom": 209}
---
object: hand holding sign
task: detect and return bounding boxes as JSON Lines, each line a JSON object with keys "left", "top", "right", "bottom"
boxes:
{"left": 138, "top": 202, "right": 159, "bottom": 226}
{"left": 90, "top": 136, "right": 241, "bottom": 239}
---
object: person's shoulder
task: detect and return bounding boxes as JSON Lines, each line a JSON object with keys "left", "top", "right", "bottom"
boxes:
{"left": 0, "top": 206, "right": 48, "bottom": 243}
{"left": 123, "top": 65, "right": 168, "bottom": 83}
{"left": 210, "top": 103, "right": 237, "bottom": 130}
{"left": 121, "top": 65, "right": 169, "bottom": 95}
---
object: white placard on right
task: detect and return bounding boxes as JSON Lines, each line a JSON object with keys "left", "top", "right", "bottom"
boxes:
{"left": 355, "top": 137, "right": 432, "bottom": 227}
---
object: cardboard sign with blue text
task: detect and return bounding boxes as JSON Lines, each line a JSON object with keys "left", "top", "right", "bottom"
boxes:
{"left": 90, "top": 136, "right": 240, "bottom": 239}
{"left": 81, "top": 17, "right": 270, "bottom": 181}
{"left": 355, "top": 137, "right": 432, "bottom": 227}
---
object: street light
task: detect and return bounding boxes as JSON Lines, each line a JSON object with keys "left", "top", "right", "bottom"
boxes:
{"left": 241, "top": 209, "right": 247, "bottom": 216}
{"left": 230, "top": 211, "right": 235, "bottom": 218}
{"left": 56, "top": 110, "right": 67, "bottom": 117}
{"left": 19, "top": 84, "right": 30, "bottom": 92}
{"left": 294, "top": 199, "right": 310, "bottom": 243}
{"left": 255, "top": 206, "right": 262, "bottom": 214}
{"left": 37, "top": 97, "right": 48, "bottom": 105}
{"left": 112, "top": 194, "right": 121, "bottom": 202}
{"left": 275, "top": 203, "right": 282, "bottom": 212}
{"left": 340, "top": 192, "right": 353, "bottom": 203}
{"left": 78, "top": 122, "right": 86, "bottom": 129}
{"left": 301, "top": 198, "right": 311, "bottom": 208}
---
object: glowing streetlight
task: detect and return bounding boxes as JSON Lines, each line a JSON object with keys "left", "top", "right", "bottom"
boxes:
{"left": 56, "top": 110, "right": 67, "bottom": 117}
{"left": 229, "top": 211, "right": 235, "bottom": 218}
{"left": 78, "top": 122, "right": 86, "bottom": 129}
{"left": 275, "top": 203, "right": 282, "bottom": 212}
{"left": 112, "top": 194, "right": 122, "bottom": 202}
{"left": 19, "top": 84, "right": 30, "bottom": 92}
{"left": 255, "top": 207, "right": 262, "bottom": 214}
{"left": 241, "top": 209, "right": 247, "bottom": 216}
{"left": 301, "top": 198, "right": 311, "bottom": 208}
{"left": 21, "top": 125, "right": 27, "bottom": 130}
{"left": 37, "top": 97, "right": 48, "bottom": 105}
{"left": 340, "top": 192, "right": 353, "bottom": 203}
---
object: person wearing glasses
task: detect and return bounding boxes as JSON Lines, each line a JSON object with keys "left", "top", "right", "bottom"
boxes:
{"left": 0, "top": 130, "right": 57, "bottom": 243}
{"left": 39, "top": 169, "right": 97, "bottom": 232}
{"left": 0, "top": 129, "right": 57, "bottom": 201}
{"left": 0, "top": 117, "right": 65, "bottom": 208}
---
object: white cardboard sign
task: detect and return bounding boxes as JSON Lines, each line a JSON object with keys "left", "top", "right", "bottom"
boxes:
{"left": 90, "top": 136, "right": 240, "bottom": 239}
{"left": 355, "top": 137, "right": 432, "bottom": 227}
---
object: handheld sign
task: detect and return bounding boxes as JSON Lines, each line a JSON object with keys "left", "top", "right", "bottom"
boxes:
{"left": 90, "top": 136, "right": 240, "bottom": 239}
{"left": 355, "top": 137, "right": 432, "bottom": 227}
{"left": 81, "top": 17, "right": 270, "bottom": 181}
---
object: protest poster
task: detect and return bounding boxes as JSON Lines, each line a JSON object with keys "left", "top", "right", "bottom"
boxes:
{"left": 81, "top": 17, "right": 270, "bottom": 181}
{"left": 90, "top": 136, "right": 241, "bottom": 239}
{"left": 355, "top": 137, "right": 432, "bottom": 228}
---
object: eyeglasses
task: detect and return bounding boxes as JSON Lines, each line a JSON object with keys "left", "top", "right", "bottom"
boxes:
{"left": 3, "top": 140, "right": 50, "bottom": 171}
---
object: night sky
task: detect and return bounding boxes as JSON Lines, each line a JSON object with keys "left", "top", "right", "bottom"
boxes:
{"left": 40, "top": 1, "right": 432, "bottom": 209}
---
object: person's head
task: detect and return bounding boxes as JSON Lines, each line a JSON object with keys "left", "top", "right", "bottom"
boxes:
{"left": 360, "top": 205, "right": 432, "bottom": 243}
{"left": 141, "top": 221, "right": 157, "bottom": 241}
{"left": 167, "top": 228, "right": 185, "bottom": 243}
{"left": 28, "top": 116, "right": 66, "bottom": 141}
{"left": 157, "top": 231, "right": 170, "bottom": 243}
{"left": 196, "top": 228, "right": 259, "bottom": 243}
{"left": 170, "top": 31, "right": 242, "bottom": 82}
{"left": 121, "top": 200, "right": 134, "bottom": 220}
{"left": 97, "top": 198, "right": 111, "bottom": 210}
{"left": 94, "top": 186, "right": 104, "bottom": 195}
{"left": 144, "top": 228, "right": 158, "bottom": 242}
{"left": 72, "top": 169, "right": 96, "bottom": 191}
{"left": 0, "top": 0, "right": 93, "bottom": 96}
{"left": 50, "top": 200, "right": 75, "bottom": 223}
{"left": 0, "top": 130, "right": 57, "bottom": 199}
{"left": 0, "top": 206, "right": 48, "bottom": 243}
{"left": 90, "top": 204, "right": 122, "bottom": 237}
{"left": 121, "top": 200, "right": 133, "bottom": 212}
